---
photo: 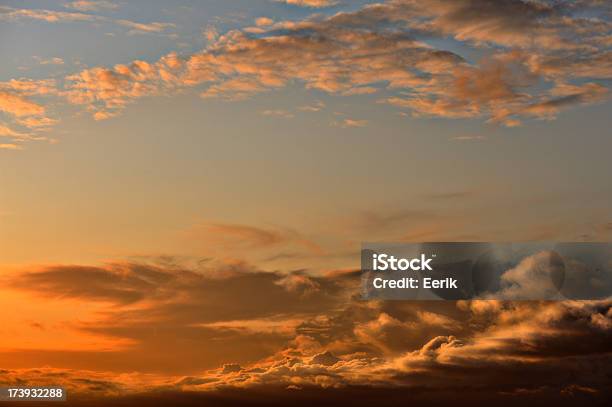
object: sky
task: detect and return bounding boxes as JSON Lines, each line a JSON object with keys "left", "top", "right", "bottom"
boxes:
{"left": 0, "top": 0, "right": 611, "bottom": 405}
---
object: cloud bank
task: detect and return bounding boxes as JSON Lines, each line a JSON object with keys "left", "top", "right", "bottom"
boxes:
{"left": 1, "top": 257, "right": 610, "bottom": 405}
{"left": 1, "top": 0, "right": 610, "bottom": 149}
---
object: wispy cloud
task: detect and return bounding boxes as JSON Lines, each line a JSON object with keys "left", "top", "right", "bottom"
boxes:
{"left": 33, "top": 56, "right": 65, "bottom": 65}
{"left": 115, "top": 19, "right": 176, "bottom": 34}
{"left": 261, "top": 109, "right": 295, "bottom": 118}
{"left": 64, "top": 1, "right": 119, "bottom": 12}
{"left": 0, "top": 6, "right": 95, "bottom": 22}
{"left": 183, "top": 222, "right": 322, "bottom": 257}
{"left": 333, "top": 118, "right": 368, "bottom": 128}
{"left": 0, "top": 143, "right": 23, "bottom": 150}
{"left": 450, "top": 135, "right": 487, "bottom": 141}
{"left": 0, "top": 5, "right": 174, "bottom": 34}
{"left": 275, "top": 0, "right": 339, "bottom": 8}
{"left": 299, "top": 100, "right": 325, "bottom": 112}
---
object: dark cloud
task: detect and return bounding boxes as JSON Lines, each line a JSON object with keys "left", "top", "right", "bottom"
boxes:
{"left": 7, "top": 264, "right": 178, "bottom": 304}
{"left": 3, "top": 253, "right": 612, "bottom": 404}
{"left": 3, "top": 260, "right": 353, "bottom": 373}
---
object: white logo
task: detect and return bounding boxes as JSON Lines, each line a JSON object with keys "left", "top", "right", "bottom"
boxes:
{"left": 372, "top": 253, "right": 433, "bottom": 271}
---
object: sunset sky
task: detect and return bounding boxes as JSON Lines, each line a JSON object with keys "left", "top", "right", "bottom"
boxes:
{"left": 0, "top": 0, "right": 611, "bottom": 405}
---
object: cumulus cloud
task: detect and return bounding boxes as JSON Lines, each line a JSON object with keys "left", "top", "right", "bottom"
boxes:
{"left": 49, "top": 0, "right": 609, "bottom": 127}
{"left": 2, "top": 1, "right": 608, "bottom": 129}
{"left": 62, "top": 53, "right": 188, "bottom": 118}
{"left": 0, "top": 91, "right": 45, "bottom": 117}
{"left": 0, "top": 79, "right": 59, "bottom": 148}
{"left": 0, "top": 5, "right": 172, "bottom": 147}
{"left": 255, "top": 17, "right": 274, "bottom": 27}
{"left": 2, "top": 254, "right": 611, "bottom": 404}
{"left": 192, "top": 300, "right": 612, "bottom": 395}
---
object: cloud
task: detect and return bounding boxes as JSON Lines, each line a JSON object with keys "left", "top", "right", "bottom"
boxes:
{"left": 4, "top": 259, "right": 349, "bottom": 325}
{"left": 404, "top": 0, "right": 557, "bottom": 47}
{"left": 353, "top": 310, "right": 461, "bottom": 353}
{"left": 64, "top": 1, "right": 119, "bottom": 12}
{"left": 7, "top": 263, "right": 179, "bottom": 304}
{"left": 0, "top": 78, "right": 61, "bottom": 148}
{"left": 0, "top": 6, "right": 96, "bottom": 22}
{"left": 2, "top": 253, "right": 611, "bottom": 404}
{"left": 2, "top": 258, "right": 353, "bottom": 374}
{"left": 451, "top": 135, "right": 487, "bottom": 141}
{"left": 1, "top": 78, "right": 57, "bottom": 96}
{"left": 523, "top": 82, "right": 608, "bottom": 120}
{"left": 0, "top": 143, "right": 23, "bottom": 150}
{"left": 275, "top": 0, "right": 339, "bottom": 8}
{"left": 0, "top": 91, "right": 45, "bottom": 117}
{"left": 1, "top": 1, "right": 604, "bottom": 129}
{"left": 298, "top": 100, "right": 325, "bottom": 112}
{"left": 34, "top": 56, "right": 65, "bottom": 65}
{"left": 51, "top": 0, "right": 607, "bottom": 126}
{"left": 262, "top": 109, "right": 295, "bottom": 118}
{"left": 0, "top": 124, "right": 25, "bottom": 138}
{"left": 63, "top": 57, "right": 180, "bottom": 118}
{"left": 184, "top": 222, "right": 322, "bottom": 256}
{"left": 334, "top": 118, "right": 368, "bottom": 128}
{"left": 494, "top": 250, "right": 567, "bottom": 299}
{"left": 0, "top": 368, "right": 129, "bottom": 396}
{"left": 195, "top": 316, "right": 305, "bottom": 336}
{"left": 464, "top": 245, "right": 612, "bottom": 300}
{"left": 115, "top": 19, "right": 176, "bottom": 34}
{"left": 0, "top": 5, "right": 174, "bottom": 34}
{"left": 156, "top": 299, "right": 612, "bottom": 396}
{"left": 256, "top": 17, "right": 274, "bottom": 27}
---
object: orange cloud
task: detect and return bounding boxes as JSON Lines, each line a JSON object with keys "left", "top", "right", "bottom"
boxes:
{"left": 0, "top": 5, "right": 174, "bottom": 34}
{"left": 276, "top": 0, "right": 339, "bottom": 7}
{"left": 0, "top": 0, "right": 609, "bottom": 146}
{"left": 0, "top": 91, "right": 45, "bottom": 117}
{"left": 255, "top": 17, "right": 274, "bottom": 27}
{"left": 0, "top": 78, "right": 59, "bottom": 148}
{"left": 1, "top": 254, "right": 611, "bottom": 404}
{"left": 53, "top": 0, "right": 609, "bottom": 127}
{"left": 0, "top": 143, "right": 23, "bottom": 150}
{"left": 64, "top": 1, "right": 119, "bottom": 12}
